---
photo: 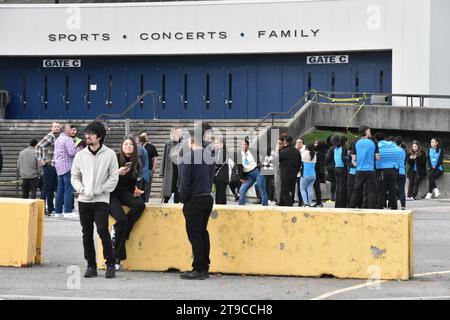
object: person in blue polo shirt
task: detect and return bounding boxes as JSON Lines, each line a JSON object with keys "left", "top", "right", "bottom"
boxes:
{"left": 376, "top": 136, "right": 403, "bottom": 210}
{"left": 425, "top": 137, "right": 445, "bottom": 199}
{"left": 349, "top": 126, "right": 379, "bottom": 209}
{"left": 332, "top": 136, "right": 348, "bottom": 208}
{"left": 395, "top": 137, "right": 407, "bottom": 210}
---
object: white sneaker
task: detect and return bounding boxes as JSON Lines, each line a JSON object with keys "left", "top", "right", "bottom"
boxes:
{"left": 115, "top": 264, "right": 121, "bottom": 272}
{"left": 406, "top": 197, "right": 413, "bottom": 201}
{"left": 52, "top": 213, "right": 63, "bottom": 218}
{"left": 425, "top": 193, "right": 433, "bottom": 200}
{"left": 433, "top": 188, "right": 441, "bottom": 198}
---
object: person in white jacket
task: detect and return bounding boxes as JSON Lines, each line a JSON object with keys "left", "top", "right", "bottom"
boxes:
{"left": 71, "top": 121, "right": 119, "bottom": 279}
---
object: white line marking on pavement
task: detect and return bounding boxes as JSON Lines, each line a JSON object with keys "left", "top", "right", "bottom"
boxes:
{"left": 0, "top": 294, "right": 130, "bottom": 300}
{"left": 359, "top": 296, "right": 450, "bottom": 300}
{"left": 311, "top": 270, "right": 450, "bottom": 300}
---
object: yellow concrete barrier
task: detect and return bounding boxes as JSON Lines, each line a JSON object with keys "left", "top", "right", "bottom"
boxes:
{"left": 98, "top": 205, "right": 413, "bottom": 280}
{"left": 0, "top": 198, "right": 44, "bottom": 267}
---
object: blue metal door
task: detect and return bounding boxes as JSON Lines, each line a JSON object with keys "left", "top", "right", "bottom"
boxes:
{"left": 159, "top": 65, "right": 182, "bottom": 119}
{"left": 105, "top": 65, "right": 128, "bottom": 116}
{"left": 281, "top": 64, "right": 304, "bottom": 113}
{"left": 181, "top": 66, "right": 203, "bottom": 119}
{"left": 351, "top": 63, "right": 376, "bottom": 93}
{"left": 85, "top": 70, "right": 107, "bottom": 119}
{"left": 46, "top": 70, "right": 66, "bottom": 119}
{"left": 62, "top": 69, "right": 85, "bottom": 120}
{"left": 257, "top": 61, "right": 282, "bottom": 117}
{"left": 204, "top": 66, "right": 225, "bottom": 119}
{"left": 224, "top": 66, "right": 248, "bottom": 119}
{"left": 304, "top": 64, "right": 329, "bottom": 94}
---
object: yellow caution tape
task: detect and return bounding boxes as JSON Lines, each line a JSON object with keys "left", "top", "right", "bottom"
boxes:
{"left": 0, "top": 180, "right": 21, "bottom": 185}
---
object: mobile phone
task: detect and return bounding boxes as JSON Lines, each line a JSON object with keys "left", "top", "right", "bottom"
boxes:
{"left": 125, "top": 161, "right": 132, "bottom": 168}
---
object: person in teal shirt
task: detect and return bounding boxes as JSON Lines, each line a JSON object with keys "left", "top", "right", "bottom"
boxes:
{"left": 426, "top": 137, "right": 444, "bottom": 199}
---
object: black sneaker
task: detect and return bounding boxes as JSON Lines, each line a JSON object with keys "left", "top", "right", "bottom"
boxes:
{"left": 202, "top": 271, "right": 210, "bottom": 279}
{"left": 180, "top": 270, "right": 205, "bottom": 280}
{"left": 84, "top": 266, "right": 98, "bottom": 278}
{"left": 105, "top": 265, "right": 116, "bottom": 279}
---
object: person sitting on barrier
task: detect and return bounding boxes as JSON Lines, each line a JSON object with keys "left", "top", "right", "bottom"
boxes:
{"left": 110, "top": 137, "right": 146, "bottom": 272}
{"left": 135, "top": 135, "right": 150, "bottom": 203}
{"left": 179, "top": 128, "right": 215, "bottom": 280}
{"left": 279, "top": 136, "right": 302, "bottom": 207}
{"left": 17, "top": 139, "right": 39, "bottom": 199}
{"left": 312, "top": 140, "right": 327, "bottom": 208}
{"left": 406, "top": 140, "right": 427, "bottom": 200}
{"left": 237, "top": 137, "right": 268, "bottom": 206}
{"left": 425, "top": 137, "right": 445, "bottom": 199}
{"left": 349, "top": 126, "right": 379, "bottom": 209}
{"left": 71, "top": 121, "right": 119, "bottom": 279}
{"left": 300, "top": 144, "right": 317, "bottom": 207}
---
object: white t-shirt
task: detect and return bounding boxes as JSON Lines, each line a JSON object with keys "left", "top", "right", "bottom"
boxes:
{"left": 242, "top": 150, "right": 257, "bottom": 173}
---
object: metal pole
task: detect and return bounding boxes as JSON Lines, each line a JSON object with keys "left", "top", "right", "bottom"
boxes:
{"left": 16, "top": 168, "right": 19, "bottom": 198}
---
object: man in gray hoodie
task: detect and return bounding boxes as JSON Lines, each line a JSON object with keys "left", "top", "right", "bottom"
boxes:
{"left": 71, "top": 121, "right": 119, "bottom": 279}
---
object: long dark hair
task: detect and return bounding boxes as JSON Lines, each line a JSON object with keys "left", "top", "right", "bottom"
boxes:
{"left": 306, "top": 143, "right": 316, "bottom": 160}
{"left": 118, "top": 137, "right": 140, "bottom": 179}
{"left": 410, "top": 140, "right": 423, "bottom": 157}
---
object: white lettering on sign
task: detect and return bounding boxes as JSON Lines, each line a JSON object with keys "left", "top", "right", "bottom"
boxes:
{"left": 306, "top": 55, "right": 349, "bottom": 64}
{"left": 43, "top": 59, "right": 82, "bottom": 68}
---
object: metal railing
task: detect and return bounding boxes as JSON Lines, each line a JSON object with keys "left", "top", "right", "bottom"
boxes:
{"left": 254, "top": 91, "right": 317, "bottom": 132}
{"left": 255, "top": 90, "right": 450, "bottom": 132}
{"left": 95, "top": 90, "right": 158, "bottom": 121}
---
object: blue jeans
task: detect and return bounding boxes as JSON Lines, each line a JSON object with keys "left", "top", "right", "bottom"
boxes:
{"left": 40, "top": 164, "right": 58, "bottom": 213}
{"left": 239, "top": 169, "right": 268, "bottom": 206}
{"left": 55, "top": 171, "right": 73, "bottom": 214}
{"left": 300, "top": 175, "right": 316, "bottom": 206}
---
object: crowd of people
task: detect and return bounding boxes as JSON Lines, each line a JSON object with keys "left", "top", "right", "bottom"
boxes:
{"left": 13, "top": 121, "right": 446, "bottom": 280}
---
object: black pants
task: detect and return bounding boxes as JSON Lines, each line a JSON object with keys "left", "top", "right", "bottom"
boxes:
{"left": 334, "top": 167, "right": 348, "bottom": 208}
{"left": 407, "top": 171, "right": 423, "bottom": 199}
{"left": 182, "top": 195, "right": 214, "bottom": 272}
{"left": 347, "top": 174, "right": 357, "bottom": 207}
{"left": 327, "top": 167, "right": 336, "bottom": 200}
{"left": 428, "top": 169, "right": 443, "bottom": 193}
{"left": 376, "top": 169, "right": 398, "bottom": 210}
{"left": 266, "top": 175, "right": 275, "bottom": 202}
{"left": 229, "top": 180, "right": 242, "bottom": 197}
{"left": 78, "top": 202, "right": 114, "bottom": 268}
{"left": 163, "top": 187, "right": 180, "bottom": 203}
{"left": 279, "top": 176, "right": 297, "bottom": 207}
{"left": 350, "top": 171, "right": 377, "bottom": 209}
{"left": 22, "top": 177, "right": 39, "bottom": 199}
{"left": 313, "top": 173, "right": 324, "bottom": 205}
{"left": 110, "top": 191, "right": 146, "bottom": 261}
{"left": 215, "top": 182, "right": 227, "bottom": 205}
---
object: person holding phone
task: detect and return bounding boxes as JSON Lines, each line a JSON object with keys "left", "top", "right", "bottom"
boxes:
{"left": 110, "top": 136, "right": 146, "bottom": 271}
{"left": 406, "top": 141, "right": 427, "bottom": 200}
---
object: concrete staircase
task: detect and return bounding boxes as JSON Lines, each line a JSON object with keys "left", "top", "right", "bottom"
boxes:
{"left": 0, "top": 119, "right": 286, "bottom": 199}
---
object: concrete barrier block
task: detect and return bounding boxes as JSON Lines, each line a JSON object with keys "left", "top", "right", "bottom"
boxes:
{"left": 98, "top": 204, "right": 413, "bottom": 280}
{"left": 0, "top": 199, "right": 40, "bottom": 267}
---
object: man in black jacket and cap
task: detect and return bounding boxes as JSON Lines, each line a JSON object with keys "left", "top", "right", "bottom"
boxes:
{"left": 279, "top": 136, "right": 302, "bottom": 206}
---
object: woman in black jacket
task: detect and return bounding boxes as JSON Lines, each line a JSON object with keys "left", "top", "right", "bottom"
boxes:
{"left": 110, "top": 137, "right": 146, "bottom": 271}
{"left": 214, "top": 137, "right": 229, "bottom": 204}
{"left": 406, "top": 140, "right": 427, "bottom": 200}
{"left": 312, "top": 140, "right": 327, "bottom": 207}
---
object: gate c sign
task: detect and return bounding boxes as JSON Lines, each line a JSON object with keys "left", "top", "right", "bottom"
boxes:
{"left": 43, "top": 59, "right": 81, "bottom": 68}
{"left": 307, "top": 55, "right": 349, "bottom": 64}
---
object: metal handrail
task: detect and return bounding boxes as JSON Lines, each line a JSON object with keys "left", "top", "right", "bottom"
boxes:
{"left": 254, "top": 91, "right": 316, "bottom": 131}
{"left": 95, "top": 90, "right": 158, "bottom": 120}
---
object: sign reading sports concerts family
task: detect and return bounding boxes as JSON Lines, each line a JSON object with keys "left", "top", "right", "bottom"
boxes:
{"left": 307, "top": 55, "right": 349, "bottom": 64}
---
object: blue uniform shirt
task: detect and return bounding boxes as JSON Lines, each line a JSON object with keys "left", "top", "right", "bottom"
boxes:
{"left": 398, "top": 147, "right": 406, "bottom": 176}
{"left": 429, "top": 148, "right": 444, "bottom": 171}
{"left": 353, "top": 139, "right": 377, "bottom": 172}
{"left": 376, "top": 141, "right": 401, "bottom": 170}
{"left": 334, "top": 147, "right": 345, "bottom": 168}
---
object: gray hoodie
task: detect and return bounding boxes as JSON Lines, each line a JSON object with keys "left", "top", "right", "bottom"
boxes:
{"left": 71, "top": 144, "right": 119, "bottom": 204}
